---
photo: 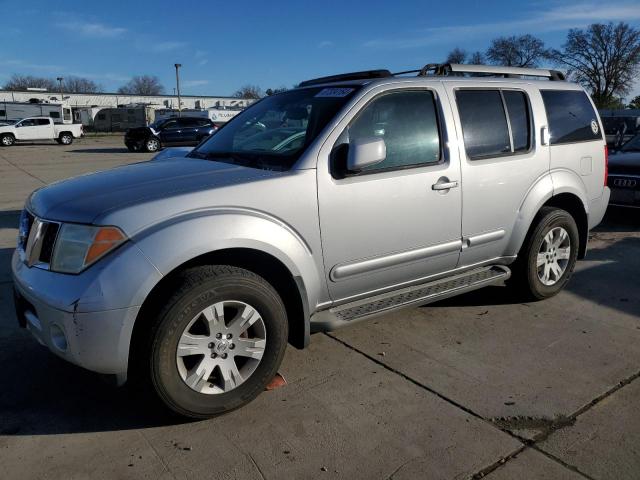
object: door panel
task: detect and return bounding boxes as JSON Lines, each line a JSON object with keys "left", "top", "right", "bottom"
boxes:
{"left": 444, "top": 83, "right": 550, "bottom": 266}
{"left": 317, "top": 85, "right": 462, "bottom": 302}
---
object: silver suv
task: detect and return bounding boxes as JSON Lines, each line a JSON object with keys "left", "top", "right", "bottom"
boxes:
{"left": 12, "top": 64, "right": 610, "bottom": 418}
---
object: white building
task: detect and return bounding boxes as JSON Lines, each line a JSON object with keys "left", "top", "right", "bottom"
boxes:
{"left": 0, "top": 89, "right": 253, "bottom": 110}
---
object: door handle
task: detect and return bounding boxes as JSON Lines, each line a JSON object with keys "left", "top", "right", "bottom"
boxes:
{"left": 432, "top": 179, "right": 459, "bottom": 191}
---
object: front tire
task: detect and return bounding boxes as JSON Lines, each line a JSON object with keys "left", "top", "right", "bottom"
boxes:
{"left": 1, "top": 133, "right": 15, "bottom": 146}
{"left": 149, "top": 265, "right": 288, "bottom": 418}
{"left": 508, "top": 207, "right": 579, "bottom": 300}
{"left": 144, "top": 137, "right": 160, "bottom": 152}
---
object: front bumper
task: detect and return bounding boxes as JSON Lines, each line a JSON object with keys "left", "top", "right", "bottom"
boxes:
{"left": 608, "top": 175, "right": 640, "bottom": 207}
{"left": 11, "top": 241, "right": 163, "bottom": 376}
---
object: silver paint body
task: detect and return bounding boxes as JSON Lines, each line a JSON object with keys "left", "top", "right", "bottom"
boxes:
{"left": 12, "top": 76, "right": 610, "bottom": 379}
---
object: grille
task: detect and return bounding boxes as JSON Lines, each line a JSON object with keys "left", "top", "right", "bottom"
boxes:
{"left": 22, "top": 213, "right": 61, "bottom": 269}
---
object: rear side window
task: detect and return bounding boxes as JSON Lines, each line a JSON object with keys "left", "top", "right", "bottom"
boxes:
{"left": 456, "top": 89, "right": 532, "bottom": 159}
{"left": 456, "top": 90, "right": 511, "bottom": 159}
{"left": 340, "top": 90, "right": 441, "bottom": 173}
{"left": 503, "top": 91, "right": 531, "bottom": 153}
{"left": 541, "top": 90, "right": 602, "bottom": 144}
{"left": 49, "top": 111, "right": 60, "bottom": 118}
{"left": 36, "top": 119, "right": 50, "bottom": 125}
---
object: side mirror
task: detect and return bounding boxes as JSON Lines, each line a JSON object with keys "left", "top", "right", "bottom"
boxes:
{"left": 347, "top": 137, "right": 386, "bottom": 172}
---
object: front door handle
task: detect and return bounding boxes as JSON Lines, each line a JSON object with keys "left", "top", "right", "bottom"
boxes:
{"left": 432, "top": 178, "right": 459, "bottom": 191}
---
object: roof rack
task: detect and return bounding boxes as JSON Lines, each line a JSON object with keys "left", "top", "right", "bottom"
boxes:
{"left": 298, "top": 63, "right": 565, "bottom": 87}
{"left": 298, "top": 69, "right": 392, "bottom": 87}
{"left": 426, "top": 63, "right": 566, "bottom": 81}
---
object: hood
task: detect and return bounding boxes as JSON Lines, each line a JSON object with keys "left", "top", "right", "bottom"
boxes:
{"left": 609, "top": 151, "right": 640, "bottom": 175}
{"left": 28, "top": 156, "right": 283, "bottom": 228}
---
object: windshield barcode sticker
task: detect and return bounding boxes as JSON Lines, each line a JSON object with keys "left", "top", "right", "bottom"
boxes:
{"left": 315, "top": 88, "right": 354, "bottom": 98}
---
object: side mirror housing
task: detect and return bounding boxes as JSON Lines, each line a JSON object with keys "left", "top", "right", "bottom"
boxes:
{"left": 347, "top": 137, "right": 386, "bottom": 172}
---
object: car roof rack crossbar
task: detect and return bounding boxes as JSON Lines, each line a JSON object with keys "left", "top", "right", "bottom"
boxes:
{"left": 427, "top": 63, "right": 566, "bottom": 81}
{"left": 298, "top": 69, "right": 392, "bottom": 87}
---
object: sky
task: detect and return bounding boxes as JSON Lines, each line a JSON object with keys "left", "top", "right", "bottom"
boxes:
{"left": 1, "top": 0, "right": 639, "bottom": 99}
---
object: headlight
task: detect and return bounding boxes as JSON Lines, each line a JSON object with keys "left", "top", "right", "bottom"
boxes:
{"left": 51, "top": 224, "right": 127, "bottom": 274}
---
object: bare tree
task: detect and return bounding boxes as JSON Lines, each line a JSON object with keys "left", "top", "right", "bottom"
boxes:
{"left": 233, "top": 84, "right": 263, "bottom": 99}
{"left": 469, "top": 51, "right": 485, "bottom": 65}
{"left": 547, "top": 23, "right": 640, "bottom": 108}
{"left": 628, "top": 95, "right": 640, "bottom": 109}
{"left": 117, "top": 75, "right": 165, "bottom": 95}
{"left": 445, "top": 47, "right": 467, "bottom": 64}
{"left": 64, "top": 76, "right": 102, "bottom": 93}
{"left": 4, "top": 74, "right": 56, "bottom": 91}
{"left": 486, "top": 34, "right": 548, "bottom": 67}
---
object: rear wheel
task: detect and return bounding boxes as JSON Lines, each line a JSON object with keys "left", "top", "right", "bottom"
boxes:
{"left": 508, "top": 207, "right": 579, "bottom": 300}
{"left": 144, "top": 137, "right": 160, "bottom": 152}
{"left": 149, "top": 265, "right": 288, "bottom": 418}
{"left": 59, "top": 133, "right": 73, "bottom": 145}
{"left": 1, "top": 134, "right": 15, "bottom": 146}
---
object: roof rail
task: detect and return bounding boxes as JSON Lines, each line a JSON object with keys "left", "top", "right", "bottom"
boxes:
{"left": 430, "top": 63, "right": 566, "bottom": 81}
{"left": 298, "top": 69, "right": 392, "bottom": 87}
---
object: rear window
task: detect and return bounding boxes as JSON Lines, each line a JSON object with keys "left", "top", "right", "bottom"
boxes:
{"left": 541, "top": 90, "right": 602, "bottom": 144}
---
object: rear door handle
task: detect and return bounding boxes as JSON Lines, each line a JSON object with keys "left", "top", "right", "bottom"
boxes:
{"left": 432, "top": 179, "right": 459, "bottom": 191}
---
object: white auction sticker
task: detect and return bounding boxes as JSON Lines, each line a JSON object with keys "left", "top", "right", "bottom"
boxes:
{"left": 315, "top": 88, "right": 354, "bottom": 98}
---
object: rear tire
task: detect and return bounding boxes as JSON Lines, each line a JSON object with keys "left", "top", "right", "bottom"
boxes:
{"left": 149, "top": 265, "right": 288, "bottom": 418}
{"left": 59, "top": 133, "right": 73, "bottom": 145}
{"left": 1, "top": 133, "right": 15, "bottom": 146}
{"left": 508, "top": 207, "right": 579, "bottom": 300}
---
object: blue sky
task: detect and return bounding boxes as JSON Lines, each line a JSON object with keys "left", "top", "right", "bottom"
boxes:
{"left": 2, "top": 0, "right": 639, "bottom": 99}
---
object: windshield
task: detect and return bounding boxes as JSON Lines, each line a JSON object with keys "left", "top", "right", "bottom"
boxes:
{"left": 148, "top": 119, "right": 167, "bottom": 130}
{"left": 189, "top": 86, "right": 360, "bottom": 170}
{"left": 621, "top": 134, "right": 640, "bottom": 152}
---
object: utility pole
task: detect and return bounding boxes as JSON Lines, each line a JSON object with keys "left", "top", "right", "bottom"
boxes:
{"left": 174, "top": 64, "right": 182, "bottom": 117}
{"left": 56, "top": 77, "right": 64, "bottom": 103}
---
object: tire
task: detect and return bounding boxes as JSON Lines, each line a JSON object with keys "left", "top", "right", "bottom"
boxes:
{"left": 144, "top": 137, "right": 160, "bottom": 152}
{"left": 508, "top": 207, "right": 579, "bottom": 301}
{"left": 1, "top": 133, "right": 15, "bottom": 146}
{"left": 59, "top": 133, "right": 73, "bottom": 145}
{"left": 149, "top": 265, "right": 288, "bottom": 418}
{"left": 126, "top": 145, "right": 137, "bottom": 152}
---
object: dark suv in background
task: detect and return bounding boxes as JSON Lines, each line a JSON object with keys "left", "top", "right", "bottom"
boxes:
{"left": 125, "top": 116, "right": 218, "bottom": 152}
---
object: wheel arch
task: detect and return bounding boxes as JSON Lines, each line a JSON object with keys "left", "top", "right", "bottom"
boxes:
{"left": 507, "top": 173, "right": 589, "bottom": 260}
{"left": 128, "top": 247, "right": 310, "bottom": 381}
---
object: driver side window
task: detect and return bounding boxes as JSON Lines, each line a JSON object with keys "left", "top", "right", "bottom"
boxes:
{"left": 335, "top": 90, "right": 441, "bottom": 174}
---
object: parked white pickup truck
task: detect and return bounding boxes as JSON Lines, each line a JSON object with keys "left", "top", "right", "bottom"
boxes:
{"left": 0, "top": 117, "right": 83, "bottom": 146}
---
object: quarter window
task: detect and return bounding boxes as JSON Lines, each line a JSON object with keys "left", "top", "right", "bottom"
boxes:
{"left": 337, "top": 90, "right": 441, "bottom": 173}
{"left": 541, "top": 90, "right": 602, "bottom": 144}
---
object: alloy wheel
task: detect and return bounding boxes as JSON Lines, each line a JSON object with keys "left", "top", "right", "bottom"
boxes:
{"left": 536, "top": 226, "right": 571, "bottom": 286}
{"left": 175, "top": 300, "right": 266, "bottom": 395}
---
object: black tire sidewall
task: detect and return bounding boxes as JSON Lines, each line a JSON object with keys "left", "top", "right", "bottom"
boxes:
{"left": 524, "top": 209, "right": 579, "bottom": 299}
{"left": 1, "top": 134, "right": 14, "bottom": 146}
{"left": 151, "top": 269, "right": 288, "bottom": 418}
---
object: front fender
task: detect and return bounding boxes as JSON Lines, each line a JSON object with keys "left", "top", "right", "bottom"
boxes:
{"left": 131, "top": 208, "right": 325, "bottom": 313}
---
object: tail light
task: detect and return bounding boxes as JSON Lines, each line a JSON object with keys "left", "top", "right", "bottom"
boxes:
{"left": 604, "top": 145, "right": 608, "bottom": 186}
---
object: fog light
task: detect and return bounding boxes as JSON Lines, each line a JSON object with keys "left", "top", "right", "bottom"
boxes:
{"left": 50, "top": 324, "right": 68, "bottom": 352}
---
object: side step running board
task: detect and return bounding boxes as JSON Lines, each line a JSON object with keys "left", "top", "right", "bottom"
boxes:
{"left": 310, "top": 265, "right": 510, "bottom": 332}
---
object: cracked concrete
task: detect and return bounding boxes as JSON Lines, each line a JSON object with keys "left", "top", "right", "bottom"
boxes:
{"left": 1, "top": 138, "right": 639, "bottom": 479}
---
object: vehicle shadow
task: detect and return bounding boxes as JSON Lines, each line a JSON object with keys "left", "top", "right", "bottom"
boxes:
{"left": 71, "top": 148, "right": 134, "bottom": 154}
{"left": 0, "top": 210, "right": 22, "bottom": 229}
{"left": 0, "top": 289, "right": 191, "bottom": 436}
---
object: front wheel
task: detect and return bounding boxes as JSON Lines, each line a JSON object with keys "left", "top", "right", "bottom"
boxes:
{"left": 508, "top": 207, "right": 579, "bottom": 300}
{"left": 149, "top": 265, "right": 288, "bottom": 418}
{"left": 144, "top": 137, "right": 160, "bottom": 152}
